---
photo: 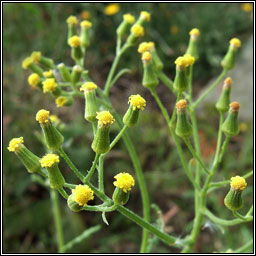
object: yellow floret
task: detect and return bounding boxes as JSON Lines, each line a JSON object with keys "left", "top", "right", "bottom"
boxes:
{"left": 72, "top": 184, "right": 94, "bottom": 206}
{"left": 230, "top": 176, "right": 247, "bottom": 191}
{"left": 114, "top": 172, "right": 135, "bottom": 193}
{"left": 241, "top": 3, "right": 253, "bottom": 13}
{"left": 104, "top": 3, "right": 120, "bottom": 16}
{"left": 31, "top": 51, "right": 41, "bottom": 62}
{"left": 183, "top": 54, "right": 195, "bottom": 66}
{"left": 224, "top": 77, "right": 233, "bottom": 85}
{"left": 189, "top": 28, "right": 200, "bottom": 37}
{"left": 230, "top": 38, "right": 241, "bottom": 48}
{"left": 128, "top": 94, "right": 146, "bottom": 111}
{"left": 230, "top": 102, "right": 240, "bottom": 112}
{"left": 96, "top": 111, "right": 115, "bottom": 127}
{"left": 28, "top": 73, "right": 40, "bottom": 88}
{"left": 22, "top": 57, "right": 33, "bottom": 69}
{"left": 36, "top": 109, "right": 50, "bottom": 124}
{"left": 42, "top": 78, "right": 57, "bottom": 93}
{"left": 131, "top": 24, "right": 144, "bottom": 37}
{"left": 49, "top": 115, "right": 60, "bottom": 125}
{"left": 147, "top": 41, "right": 155, "bottom": 50}
{"left": 80, "top": 20, "right": 92, "bottom": 28}
{"left": 66, "top": 16, "right": 78, "bottom": 25}
{"left": 123, "top": 13, "right": 135, "bottom": 24}
{"left": 175, "top": 56, "right": 187, "bottom": 68}
{"left": 140, "top": 11, "right": 151, "bottom": 21}
{"left": 141, "top": 51, "right": 152, "bottom": 61}
{"left": 40, "top": 153, "right": 60, "bottom": 168}
{"left": 56, "top": 96, "right": 67, "bottom": 108}
{"left": 80, "top": 82, "right": 97, "bottom": 92}
{"left": 176, "top": 100, "right": 188, "bottom": 110}
{"left": 68, "top": 35, "right": 81, "bottom": 48}
{"left": 43, "top": 70, "right": 53, "bottom": 78}
{"left": 138, "top": 42, "right": 151, "bottom": 53}
{"left": 8, "top": 137, "right": 24, "bottom": 152}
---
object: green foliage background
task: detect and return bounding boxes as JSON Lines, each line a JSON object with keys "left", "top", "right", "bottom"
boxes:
{"left": 3, "top": 2, "right": 253, "bottom": 253}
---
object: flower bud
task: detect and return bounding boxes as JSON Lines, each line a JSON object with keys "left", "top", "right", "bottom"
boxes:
{"left": 127, "top": 24, "right": 144, "bottom": 46}
{"left": 80, "top": 20, "right": 92, "bottom": 48}
{"left": 149, "top": 42, "right": 164, "bottom": 71}
{"left": 135, "top": 11, "right": 151, "bottom": 26}
{"left": 40, "top": 154, "right": 65, "bottom": 189}
{"left": 55, "top": 96, "right": 73, "bottom": 108}
{"left": 141, "top": 52, "right": 159, "bottom": 90}
{"left": 216, "top": 77, "right": 232, "bottom": 113}
{"left": 221, "top": 38, "right": 241, "bottom": 71}
{"left": 58, "top": 63, "right": 71, "bottom": 82}
{"left": 221, "top": 102, "right": 240, "bottom": 137}
{"left": 80, "top": 82, "right": 98, "bottom": 122}
{"left": 8, "top": 137, "right": 41, "bottom": 173}
{"left": 186, "top": 28, "right": 200, "bottom": 60}
{"left": 173, "top": 56, "right": 189, "bottom": 92}
{"left": 42, "top": 78, "right": 61, "bottom": 96}
{"left": 68, "top": 35, "right": 83, "bottom": 62}
{"left": 175, "top": 100, "right": 192, "bottom": 138}
{"left": 68, "top": 184, "right": 94, "bottom": 211}
{"left": 31, "top": 51, "right": 54, "bottom": 69}
{"left": 36, "top": 109, "right": 64, "bottom": 150}
{"left": 71, "top": 65, "right": 82, "bottom": 84}
{"left": 224, "top": 176, "right": 247, "bottom": 211}
{"left": 28, "top": 73, "right": 41, "bottom": 89}
{"left": 66, "top": 16, "right": 78, "bottom": 43}
{"left": 123, "top": 94, "right": 146, "bottom": 127}
{"left": 112, "top": 172, "right": 135, "bottom": 205}
{"left": 91, "top": 111, "right": 115, "bottom": 154}
{"left": 116, "top": 13, "right": 135, "bottom": 37}
{"left": 43, "top": 69, "right": 54, "bottom": 78}
{"left": 22, "top": 57, "right": 44, "bottom": 76}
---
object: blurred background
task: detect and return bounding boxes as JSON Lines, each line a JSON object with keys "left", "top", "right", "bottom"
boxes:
{"left": 3, "top": 2, "right": 253, "bottom": 253}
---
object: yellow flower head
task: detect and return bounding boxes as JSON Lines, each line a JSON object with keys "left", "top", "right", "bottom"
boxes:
{"left": 80, "top": 82, "right": 97, "bottom": 93}
{"left": 42, "top": 78, "right": 58, "bottom": 93}
{"left": 189, "top": 28, "right": 200, "bottom": 37}
{"left": 241, "top": 3, "right": 253, "bottom": 13}
{"left": 176, "top": 99, "right": 188, "bottom": 110}
{"left": 31, "top": 51, "right": 41, "bottom": 62}
{"left": 50, "top": 115, "right": 60, "bottom": 125}
{"left": 138, "top": 42, "right": 151, "bottom": 53}
{"left": 141, "top": 51, "right": 152, "bottom": 62}
{"left": 230, "top": 176, "right": 247, "bottom": 191}
{"left": 66, "top": 15, "right": 78, "bottom": 25}
{"left": 22, "top": 57, "right": 33, "bottom": 69}
{"left": 183, "top": 54, "right": 195, "bottom": 66}
{"left": 230, "top": 38, "right": 241, "bottom": 48}
{"left": 230, "top": 101, "right": 240, "bottom": 112}
{"left": 43, "top": 70, "right": 54, "bottom": 78}
{"left": 72, "top": 184, "right": 94, "bottom": 206}
{"left": 28, "top": 73, "right": 40, "bottom": 88}
{"left": 131, "top": 24, "right": 144, "bottom": 37}
{"left": 36, "top": 109, "right": 50, "bottom": 124}
{"left": 140, "top": 11, "right": 151, "bottom": 22}
{"left": 104, "top": 3, "right": 120, "bottom": 16}
{"left": 8, "top": 137, "right": 24, "bottom": 152}
{"left": 80, "top": 20, "right": 92, "bottom": 28}
{"left": 147, "top": 41, "right": 155, "bottom": 50}
{"left": 123, "top": 13, "right": 135, "bottom": 24}
{"left": 114, "top": 172, "right": 135, "bottom": 193}
{"left": 68, "top": 35, "right": 81, "bottom": 48}
{"left": 80, "top": 10, "right": 91, "bottom": 20}
{"left": 175, "top": 56, "right": 188, "bottom": 68}
{"left": 128, "top": 94, "right": 146, "bottom": 111}
{"left": 40, "top": 153, "right": 60, "bottom": 168}
{"left": 96, "top": 111, "right": 115, "bottom": 127}
{"left": 56, "top": 96, "right": 67, "bottom": 108}
{"left": 224, "top": 77, "right": 233, "bottom": 86}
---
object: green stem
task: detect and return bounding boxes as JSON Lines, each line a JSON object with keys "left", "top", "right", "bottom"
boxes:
{"left": 107, "top": 125, "right": 128, "bottom": 153}
{"left": 232, "top": 239, "right": 253, "bottom": 253}
{"left": 218, "top": 136, "right": 230, "bottom": 163}
{"left": 213, "top": 112, "right": 224, "bottom": 166}
{"left": 157, "top": 70, "right": 175, "bottom": 93}
{"left": 246, "top": 205, "right": 253, "bottom": 216}
{"left": 150, "top": 89, "right": 199, "bottom": 190}
{"left": 193, "top": 69, "right": 227, "bottom": 109}
{"left": 232, "top": 211, "right": 249, "bottom": 221}
{"left": 98, "top": 155, "right": 104, "bottom": 192}
{"left": 50, "top": 190, "right": 64, "bottom": 253}
{"left": 58, "top": 187, "right": 69, "bottom": 199}
{"left": 58, "top": 147, "right": 86, "bottom": 182}
{"left": 203, "top": 208, "right": 252, "bottom": 226}
{"left": 84, "top": 153, "right": 101, "bottom": 183}
{"left": 183, "top": 137, "right": 209, "bottom": 175}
